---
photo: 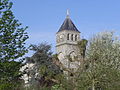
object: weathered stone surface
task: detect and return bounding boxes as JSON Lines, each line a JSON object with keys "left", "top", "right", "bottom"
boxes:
{"left": 56, "top": 15, "right": 81, "bottom": 71}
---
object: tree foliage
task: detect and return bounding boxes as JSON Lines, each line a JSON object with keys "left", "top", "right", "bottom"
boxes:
{"left": 0, "top": 0, "right": 28, "bottom": 61}
{"left": 77, "top": 32, "right": 120, "bottom": 90}
{"left": 23, "top": 43, "right": 62, "bottom": 89}
{"left": 78, "top": 39, "right": 88, "bottom": 58}
{"left": 0, "top": 0, "right": 28, "bottom": 89}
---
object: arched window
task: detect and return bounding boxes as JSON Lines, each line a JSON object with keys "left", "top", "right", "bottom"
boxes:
{"left": 69, "top": 51, "right": 76, "bottom": 61}
{"left": 71, "top": 34, "right": 73, "bottom": 41}
{"left": 67, "top": 34, "right": 69, "bottom": 40}
{"left": 75, "top": 35, "right": 77, "bottom": 41}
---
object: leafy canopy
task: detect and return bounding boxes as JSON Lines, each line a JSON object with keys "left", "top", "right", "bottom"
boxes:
{"left": 0, "top": 0, "right": 28, "bottom": 61}
{"left": 0, "top": 0, "right": 28, "bottom": 89}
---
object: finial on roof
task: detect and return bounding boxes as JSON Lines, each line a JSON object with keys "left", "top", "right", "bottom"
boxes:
{"left": 66, "top": 9, "right": 70, "bottom": 18}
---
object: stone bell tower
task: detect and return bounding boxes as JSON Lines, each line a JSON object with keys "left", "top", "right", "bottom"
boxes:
{"left": 56, "top": 10, "right": 81, "bottom": 70}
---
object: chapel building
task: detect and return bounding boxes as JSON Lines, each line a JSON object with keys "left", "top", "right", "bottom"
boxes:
{"left": 56, "top": 10, "right": 81, "bottom": 70}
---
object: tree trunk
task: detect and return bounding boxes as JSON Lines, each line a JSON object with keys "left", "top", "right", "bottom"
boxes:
{"left": 92, "top": 79, "right": 95, "bottom": 90}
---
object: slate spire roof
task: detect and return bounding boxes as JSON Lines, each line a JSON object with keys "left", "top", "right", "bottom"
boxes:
{"left": 58, "top": 10, "right": 80, "bottom": 33}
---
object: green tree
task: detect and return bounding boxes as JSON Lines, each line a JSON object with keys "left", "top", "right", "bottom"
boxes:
{"left": 77, "top": 32, "right": 120, "bottom": 90}
{"left": 0, "top": 0, "right": 28, "bottom": 89}
{"left": 23, "top": 43, "right": 62, "bottom": 89}
{"left": 0, "top": 0, "right": 28, "bottom": 61}
{"left": 78, "top": 39, "right": 88, "bottom": 59}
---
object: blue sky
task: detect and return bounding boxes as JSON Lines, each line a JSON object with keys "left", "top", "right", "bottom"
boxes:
{"left": 12, "top": 0, "right": 120, "bottom": 55}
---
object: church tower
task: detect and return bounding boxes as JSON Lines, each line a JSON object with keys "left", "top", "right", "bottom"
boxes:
{"left": 56, "top": 10, "right": 81, "bottom": 70}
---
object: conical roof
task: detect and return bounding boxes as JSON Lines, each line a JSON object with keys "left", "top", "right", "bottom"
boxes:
{"left": 58, "top": 15, "right": 80, "bottom": 33}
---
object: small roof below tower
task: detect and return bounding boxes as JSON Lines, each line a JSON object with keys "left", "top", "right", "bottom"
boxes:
{"left": 57, "top": 10, "right": 80, "bottom": 33}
